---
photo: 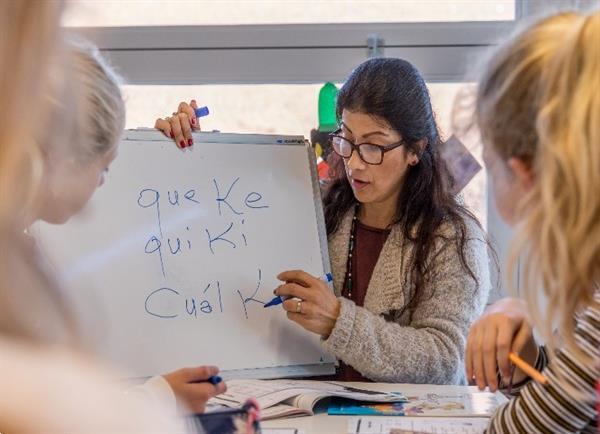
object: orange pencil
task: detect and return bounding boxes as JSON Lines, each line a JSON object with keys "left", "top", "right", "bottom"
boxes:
{"left": 509, "top": 351, "right": 548, "bottom": 385}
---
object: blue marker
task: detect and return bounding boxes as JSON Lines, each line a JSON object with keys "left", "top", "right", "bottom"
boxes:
{"left": 263, "top": 273, "right": 333, "bottom": 308}
{"left": 192, "top": 375, "right": 222, "bottom": 385}
{"left": 194, "top": 106, "right": 210, "bottom": 118}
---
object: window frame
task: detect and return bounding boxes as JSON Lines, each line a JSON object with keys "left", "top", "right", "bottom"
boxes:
{"left": 68, "top": 20, "right": 517, "bottom": 84}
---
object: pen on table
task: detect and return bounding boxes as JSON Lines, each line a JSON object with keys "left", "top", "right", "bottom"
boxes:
{"left": 509, "top": 351, "right": 547, "bottom": 385}
{"left": 192, "top": 375, "right": 222, "bottom": 385}
{"left": 263, "top": 272, "right": 333, "bottom": 308}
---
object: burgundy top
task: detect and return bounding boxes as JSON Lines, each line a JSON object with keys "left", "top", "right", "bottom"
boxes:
{"left": 337, "top": 220, "right": 391, "bottom": 382}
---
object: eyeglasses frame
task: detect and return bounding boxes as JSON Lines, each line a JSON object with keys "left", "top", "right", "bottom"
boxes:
{"left": 328, "top": 129, "right": 406, "bottom": 165}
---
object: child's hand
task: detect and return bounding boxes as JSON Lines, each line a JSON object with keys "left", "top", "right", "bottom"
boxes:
{"left": 154, "top": 99, "right": 201, "bottom": 149}
{"left": 465, "top": 297, "right": 537, "bottom": 392}
{"left": 162, "top": 365, "right": 227, "bottom": 414}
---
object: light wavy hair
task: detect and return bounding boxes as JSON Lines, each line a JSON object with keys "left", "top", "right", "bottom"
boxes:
{"left": 0, "top": 1, "right": 84, "bottom": 345}
{"left": 0, "top": 1, "right": 64, "bottom": 230}
{"left": 0, "top": 29, "right": 126, "bottom": 344}
{"left": 65, "top": 41, "right": 125, "bottom": 163}
{"left": 477, "top": 10, "right": 599, "bottom": 364}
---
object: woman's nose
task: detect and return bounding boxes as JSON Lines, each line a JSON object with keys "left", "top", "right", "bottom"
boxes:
{"left": 347, "top": 148, "right": 366, "bottom": 171}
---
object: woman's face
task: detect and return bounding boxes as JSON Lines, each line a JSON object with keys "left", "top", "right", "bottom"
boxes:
{"left": 340, "top": 109, "right": 414, "bottom": 208}
{"left": 39, "top": 143, "right": 118, "bottom": 224}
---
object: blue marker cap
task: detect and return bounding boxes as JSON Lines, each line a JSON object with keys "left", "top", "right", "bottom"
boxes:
{"left": 194, "top": 106, "right": 210, "bottom": 118}
{"left": 191, "top": 375, "right": 222, "bottom": 385}
{"left": 207, "top": 375, "right": 222, "bottom": 385}
{"left": 263, "top": 273, "right": 333, "bottom": 308}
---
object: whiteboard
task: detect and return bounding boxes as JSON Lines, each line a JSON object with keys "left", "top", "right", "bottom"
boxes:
{"left": 35, "top": 130, "right": 335, "bottom": 378}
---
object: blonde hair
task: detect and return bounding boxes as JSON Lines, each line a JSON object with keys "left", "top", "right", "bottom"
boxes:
{"left": 477, "top": 10, "right": 600, "bottom": 364}
{"left": 0, "top": 1, "right": 64, "bottom": 230}
{"left": 0, "top": 1, "right": 83, "bottom": 346}
{"left": 0, "top": 36, "right": 127, "bottom": 345}
{"left": 0, "top": 0, "right": 125, "bottom": 347}
{"left": 67, "top": 41, "right": 125, "bottom": 163}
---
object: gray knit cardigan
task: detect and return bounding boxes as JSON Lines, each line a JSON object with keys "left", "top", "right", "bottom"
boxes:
{"left": 321, "top": 210, "right": 491, "bottom": 384}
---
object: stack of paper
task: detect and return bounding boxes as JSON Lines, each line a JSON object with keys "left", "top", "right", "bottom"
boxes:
{"left": 348, "top": 417, "right": 490, "bottom": 434}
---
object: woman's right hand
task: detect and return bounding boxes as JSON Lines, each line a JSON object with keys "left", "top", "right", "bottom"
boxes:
{"left": 465, "top": 297, "right": 538, "bottom": 392}
{"left": 154, "top": 99, "right": 201, "bottom": 149}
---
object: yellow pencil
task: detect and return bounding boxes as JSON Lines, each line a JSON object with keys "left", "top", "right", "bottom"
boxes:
{"left": 509, "top": 351, "right": 548, "bottom": 385}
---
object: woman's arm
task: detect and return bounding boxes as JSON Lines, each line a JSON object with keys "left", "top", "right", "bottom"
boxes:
{"left": 323, "top": 228, "right": 491, "bottom": 384}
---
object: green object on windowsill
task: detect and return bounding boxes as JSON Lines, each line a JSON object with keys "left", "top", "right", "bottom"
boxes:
{"left": 318, "top": 82, "right": 338, "bottom": 133}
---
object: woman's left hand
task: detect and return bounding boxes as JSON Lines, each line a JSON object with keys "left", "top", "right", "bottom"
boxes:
{"left": 276, "top": 270, "right": 340, "bottom": 338}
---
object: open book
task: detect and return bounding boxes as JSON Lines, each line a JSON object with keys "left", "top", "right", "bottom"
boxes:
{"left": 210, "top": 379, "right": 406, "bottom": 420}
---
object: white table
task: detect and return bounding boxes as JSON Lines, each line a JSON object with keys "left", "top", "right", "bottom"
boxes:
{"left": 261, "top": 382, "right": 501, "bottom": 434}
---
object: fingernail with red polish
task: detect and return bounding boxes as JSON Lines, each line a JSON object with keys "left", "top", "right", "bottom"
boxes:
{"left": 188, "top": 139, "right": 193, "bottom": 147}
{"left": 180, "top": 140, "right": 185, "bottom": 148}
{"left": 191, "top": 117, "right": 196, "bottom": 125}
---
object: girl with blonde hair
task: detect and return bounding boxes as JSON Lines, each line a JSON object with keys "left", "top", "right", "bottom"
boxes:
{"left": 32, "top": 39, "right": 227, "bottom": 414}
{"left": 0, "top": 1, "right": 178, "bottom": 432}
{"left": 0, "top": 2, "right": 225, "bottom": 432}
{"left": 465, "top": 10, "right": 599, "bottom": 433}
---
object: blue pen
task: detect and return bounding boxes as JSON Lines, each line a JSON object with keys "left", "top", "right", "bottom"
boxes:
{"left": 263, "top": 272, "right": 333, "bottom": 308}
{"left": 194, "top": 106, "right": 210, "bottom": 118}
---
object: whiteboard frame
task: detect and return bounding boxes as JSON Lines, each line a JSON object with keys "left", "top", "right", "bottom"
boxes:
{"left": 121, "top": 129, "right": 336, "bottom": 379}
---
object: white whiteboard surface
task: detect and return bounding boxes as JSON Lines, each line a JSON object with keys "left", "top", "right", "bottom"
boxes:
{"left": 35, "top": 130, "right": 334, "bottom": 378}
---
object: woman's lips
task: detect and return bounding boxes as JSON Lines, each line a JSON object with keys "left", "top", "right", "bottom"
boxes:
{"left": 351, "top": 178, "right": 370, "bottom": 190}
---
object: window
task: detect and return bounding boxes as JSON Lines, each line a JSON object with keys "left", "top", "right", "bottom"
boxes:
{"left": 63, "top": 0, "right": 515, "bottom": 27}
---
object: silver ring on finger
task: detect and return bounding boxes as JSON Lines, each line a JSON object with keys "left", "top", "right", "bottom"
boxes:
{"left": 296, "top": 300, "right": 302, "bottom": 314}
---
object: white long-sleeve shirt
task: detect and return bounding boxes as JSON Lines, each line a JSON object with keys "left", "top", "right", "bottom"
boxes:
{"left": 0, "top": 337, "right": 186, "bottom": 433}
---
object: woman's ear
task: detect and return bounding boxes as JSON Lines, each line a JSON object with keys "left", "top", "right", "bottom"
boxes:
{"left": 409, "top": 139, "right": 427, "bottom": 166}
{"left": 507, "top": 157, "right": 535, "bottom": 191}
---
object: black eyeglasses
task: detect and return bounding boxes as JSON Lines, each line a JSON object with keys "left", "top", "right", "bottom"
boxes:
{"left": 328, "top": 129, "right": 405, "bottom": 165}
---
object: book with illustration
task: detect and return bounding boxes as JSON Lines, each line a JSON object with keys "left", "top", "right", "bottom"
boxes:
{"left": 209, "top": 379, "right": 407, "bottom": 420}
{"left": 329, "top": 391, "right": 506, "bottom": 417}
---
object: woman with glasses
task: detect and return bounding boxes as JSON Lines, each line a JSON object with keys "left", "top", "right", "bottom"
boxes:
{"left": 158, "top": 58, "right": 491, "bottom": 384}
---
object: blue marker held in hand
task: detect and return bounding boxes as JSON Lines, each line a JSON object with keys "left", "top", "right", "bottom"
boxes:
{"left": 194, "top": 106, "right": 210, "bottom": 118}
{"left": 192, "top": 375, "right": 222, "bottom": 385}
{"left": 264, "top": 272, "right": 333, "bottom": 308}
{"left": 206, "top": 375, "right": 222, "bottom": 385}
